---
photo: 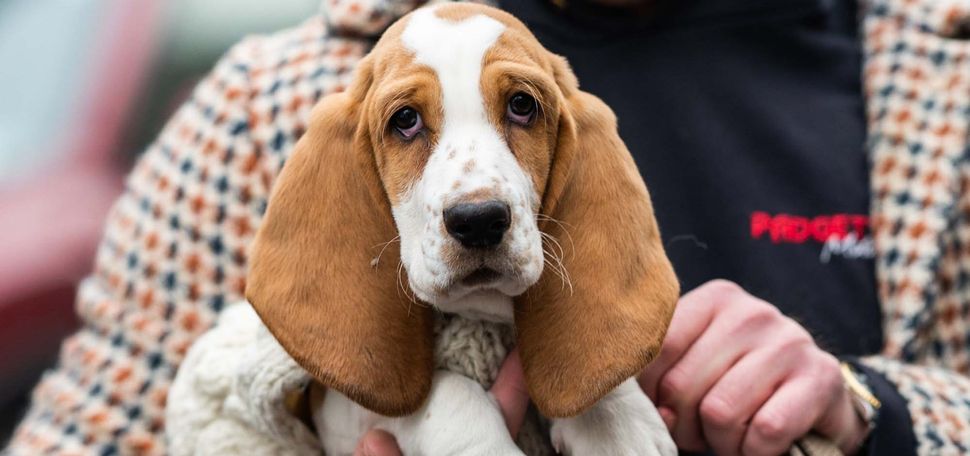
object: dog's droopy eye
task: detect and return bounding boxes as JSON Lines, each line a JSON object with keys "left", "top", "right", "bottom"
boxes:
{"left": 391, "top": 107, "right": 423, "bottom": 139}
{"left": 508, "top": 92, "right": 536, "bottom": 125}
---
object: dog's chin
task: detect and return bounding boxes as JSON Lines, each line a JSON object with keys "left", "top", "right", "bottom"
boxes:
{"left": 431, "top": 288, "right": 517, "bottom": 323}
{"left": 410, "top": 267, "right": 538, "bottom": 323}
{"left": 459, "top": 267, "right": 504, "bottom": 287}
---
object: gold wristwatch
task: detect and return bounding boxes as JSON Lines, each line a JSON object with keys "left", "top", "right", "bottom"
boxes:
{"left": 840, "top": 362, "right": 881, "bottom": 439}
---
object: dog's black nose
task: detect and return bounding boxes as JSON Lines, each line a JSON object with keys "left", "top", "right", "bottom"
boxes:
{"left": 443, "top": 201, "right": 511, "bottom": 249}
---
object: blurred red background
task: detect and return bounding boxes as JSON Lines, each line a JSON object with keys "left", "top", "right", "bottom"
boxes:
{"left": 0, "top": 0, "right": 319, "bottom": 443}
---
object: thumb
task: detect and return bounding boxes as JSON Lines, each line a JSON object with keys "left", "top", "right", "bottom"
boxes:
{"left": 354, "top": 429, "right": 402, "bottom": 456}
{"left": 489, "top": 349, "right": 530, "bottom": 437}
{"left": 814, "top": 389, "right": 868, "bottom": 453}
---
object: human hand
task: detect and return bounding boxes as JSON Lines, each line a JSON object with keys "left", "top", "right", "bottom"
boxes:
{"left": 639, "top": 280, "right": 867, "bottom": 455}
{"left": 353, "top": 349, "right": 530, "bottom": 456}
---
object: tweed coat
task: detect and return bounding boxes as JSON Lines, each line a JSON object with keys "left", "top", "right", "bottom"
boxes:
{"left": 6, "top": 0, "right": 970, "bottom": 454}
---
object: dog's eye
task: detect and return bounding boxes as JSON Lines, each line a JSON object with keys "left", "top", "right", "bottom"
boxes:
{"left": 391, "top": 107, "right": 423, "bottom": 139}
{"left": 507, "top": 92, "right": 536, "bottom": 125}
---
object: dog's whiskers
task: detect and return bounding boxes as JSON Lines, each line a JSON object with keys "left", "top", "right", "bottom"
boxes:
{"left": 540, "top": 231, "right": 565, "bottom": 263}
{"left": 395, "top": 259, "right": 423, "bottom": 313}
{"left": 370, "top": 236, "right": 401, "bottom": 268}
{"left": 541, "top": 235, "right": 574, "bottom": 296}
{"left": 542, "top": 253, "right": 573, "bottom": 296}
{"left": 369, "top": 237, "right": 424, "bottom": 311}
{"left": 536, "top": 214, "right": 576, "bottom": 256}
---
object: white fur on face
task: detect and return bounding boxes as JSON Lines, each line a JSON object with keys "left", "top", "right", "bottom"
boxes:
{"left": 392, "top": 7, "right": 544, "bottom": 320}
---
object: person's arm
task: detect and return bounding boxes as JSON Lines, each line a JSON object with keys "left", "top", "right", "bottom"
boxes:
{"left": 5, "top": 22, "right": 368, "bottom": 454}
{"left": 6, "top": 44, "right": 258, "bottom": 455}
{"left": 841, "top": 358, "right": 916, "bottom": 454}
{"left": 639, "top": 278, "right": 970, "bottom": 455}
{"left": 856, "top": 354, "right": 970, "bottom": 454}
{"left": 638, "top": 280, "right": 915, "bottom": 456}
{"left": 855, "top": 0, "right": 970, "bottom": 452}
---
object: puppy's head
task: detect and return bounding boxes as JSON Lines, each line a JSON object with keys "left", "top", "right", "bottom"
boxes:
{"left": 247, "top": 4, "right": 679, "bottom": 418}
{"left": 374, "top": 6, "right": 564, "bottom": 320}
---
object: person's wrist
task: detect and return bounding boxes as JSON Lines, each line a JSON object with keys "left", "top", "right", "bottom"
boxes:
{"left": 836, "top": 387, "right": 871, "bottom": 455}
{"left": 836, "top": 362, "right": 881, "bottom": 454}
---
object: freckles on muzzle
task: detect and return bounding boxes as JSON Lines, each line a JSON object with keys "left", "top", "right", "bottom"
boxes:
{"left": 401, "top": 134, "right": 545, "bottom": 301}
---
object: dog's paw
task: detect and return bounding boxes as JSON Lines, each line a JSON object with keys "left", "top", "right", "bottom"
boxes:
{"left": 549, "top": 416, "right": 675, "bottom": 456}
{"left": 549, "top": 379, "right": 676, "bottom": 456}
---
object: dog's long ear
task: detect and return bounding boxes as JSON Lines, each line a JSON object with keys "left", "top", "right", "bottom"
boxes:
{"left": 246, "top": 59, "right": 435, "bottom": 417}
{"left": 515, "top": 56, "right": 680, "bottom": 418}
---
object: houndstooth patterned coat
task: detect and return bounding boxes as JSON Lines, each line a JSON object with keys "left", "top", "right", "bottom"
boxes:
{"left": 6, "top": 0, "right": 970, "bottom": 454}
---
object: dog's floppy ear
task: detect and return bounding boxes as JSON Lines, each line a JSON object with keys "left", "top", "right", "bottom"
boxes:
{"left": 514, "top": 56, "right": 680, "bottom": 418}
{"left": 246, "top": 58, "right": 435, "bottom": 417}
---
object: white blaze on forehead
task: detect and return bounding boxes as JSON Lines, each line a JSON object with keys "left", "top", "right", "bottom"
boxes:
{"left": 392, "top": 7, "right": 544, "bottom": 312}
{"left": 401, "top": 8, "right": 505, "bottom": 127}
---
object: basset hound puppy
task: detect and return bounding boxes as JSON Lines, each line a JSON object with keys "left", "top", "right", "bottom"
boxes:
{"left": 246, "top": 3, "right": 680, "bottom": 454}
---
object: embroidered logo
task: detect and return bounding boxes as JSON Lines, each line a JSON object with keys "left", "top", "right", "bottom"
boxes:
{"left": 750, "top": 211, "right": 874, "bottom": 263}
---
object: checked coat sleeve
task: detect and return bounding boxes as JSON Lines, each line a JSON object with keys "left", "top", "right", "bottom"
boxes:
{"left": 4, "top": 16, "right": 370, "bottom": 455}
{"left": 859, "top": 0, "right": 970, "bottom": 454}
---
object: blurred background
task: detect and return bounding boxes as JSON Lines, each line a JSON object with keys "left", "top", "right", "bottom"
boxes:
{"left": 0, "top": 0, "right": 320, "bottom": 443}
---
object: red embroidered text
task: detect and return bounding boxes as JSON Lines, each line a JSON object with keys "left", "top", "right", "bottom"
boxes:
{"left": 750, "top": 212, "right": 869, "bottom": 244}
